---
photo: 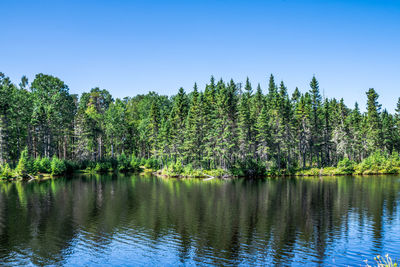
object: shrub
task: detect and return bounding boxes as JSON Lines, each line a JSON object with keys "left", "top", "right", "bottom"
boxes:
{"left": 144, "top": 158, "right": 153, "bottom": 169}
{"left": 94, "top": 161, "right": 112, "bottom": 173}
{"left": 15, "top": 148, "right": 35, "bottom": 178}
{"left": 183, "top": 164, "right": 193, "bottom": 175}
{"left": 51, "top": 156, "right": 66, "bottom": 175}
{"left": 33, "top": 157, "right": 42, "bottom": 173}
{"left": 173, "top": 159, "right": 183, "bottom": 174}
{"left": 164, "top": 160, "right": 184, "bottom": 176}
{"left": 117, "top": 152, "right": 130, "bottom": 172}
{"left": 336, "top": 158, "right": 355, "bottom": 175}
{"left": 203, "top": 168, "right": 226, "bottom": 178}
{"left": 40, "top": 157, "right": 52, "bottom": 173}
{"left": 380, "top": 152, "right": 400, "bottom": 174}
{"left": 0, "top": 163, "right": 14, "bottom": 180}
{"left": 354, "top": 152, "right": 387, "bottom": 174}
{"left": 144, "top": 158, "right": 159, "bottom": 170}
{"left": 231, "top": 158, "right": 266, "bottom": 177}
{"left": 64, "top": 160, "right": 78, "bottom": 173}
{"left": 267, "top": 166, "right": 282, "bottom": 176}
{"left": 303, "top": 168, "right": 321, "bottom": 176}
{"left": 130, "top": 155, "right": 141, "bottom": 171}
{"left": 322, "top": 167, "right": 336, "bottom": 176}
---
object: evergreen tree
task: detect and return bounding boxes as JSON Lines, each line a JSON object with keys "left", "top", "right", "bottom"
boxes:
{"left": 203, "top": 76, "right": 218, "bottom": 168}
{"left": 366, "top": 88, "right": 383, "bottom": 153}
{"left": 15, "top": 147, "right": 34, "bottom": 177}
{"left": 1, "top": 71, "right": 400, "bottom": 176}
{"left": 169, "top": 87, "right": 189, "bottom": 160}
{"left": 238, "top": 77, "right": 253, "bottom": 158}
{"left": 349, "top": 102, "right": 363, "bottom": 161}
{"left": 184, "top": 84, "right": 203, "bottom": 167}
{"left": 148, "top": 99, "right": 161, "bottom": 158}
{"left": 255, "top": 100, "right": 270, "bottom": 162}
{"left": 266, "top": 74, "right": 278, "bottom": 110}
{"left": 382, "top": 110, "right": 396, "bottom": 154}
{"left": 0, "top": 73, "right": 13, "bottom": 164}
{"left": 309, "top": 76, "right": 322, "bottom": 166}
{"left": 295, "top": 93, "right": 312, "bottom": 168}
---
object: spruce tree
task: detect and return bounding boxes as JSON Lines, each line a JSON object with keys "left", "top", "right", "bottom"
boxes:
{"left": 366, "top": 88, "right": 383, "bottom": 153}
{"left": 309, "top": 76, "right": 322, "bottom": 166}
{"left": 238, "top": 77, "right": 253, "bottom": 159}
{"left": 184, "top": 83, "right": 203, "bottom": 167}
{"left": 148, "top": 99, "right": 161, "bottom": 158}
{"left": 169, "top": 87, "right": 189, "bottom": 161}
{"left": 266, "top": 74, "right": 278, "bottom": 110}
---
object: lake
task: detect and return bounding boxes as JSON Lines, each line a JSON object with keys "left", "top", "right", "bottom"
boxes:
{"left": 0, "top": 174, "right": 399, "bottom": 266}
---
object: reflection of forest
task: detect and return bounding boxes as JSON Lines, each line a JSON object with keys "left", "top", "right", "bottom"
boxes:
{"left": 0, "top": 175, "right": 399, "bottom": 265}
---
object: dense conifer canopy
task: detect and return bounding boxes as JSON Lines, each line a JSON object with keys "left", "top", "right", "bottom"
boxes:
{"left": 1, "top": 72, "right": 399, "bottom": 174}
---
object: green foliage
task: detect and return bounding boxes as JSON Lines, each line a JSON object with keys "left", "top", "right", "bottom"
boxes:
{"left": 231, "top": 158, "right": 266, "bottom": 177}
{"left": 355, "top": 152, "right": 384, "bottom": 174}
{"left": 15, "top": 148, "right": 35, "bottom": 178}
{"left": 2, "top": 71, "right": 400, "bottom": 179}
{"left": 117, "top": 152, "right": 130, "bottom": 172}
{"left": 64, "top": 160, "right": 78, "bottom": 174}
{"left": 39, "top": 157, "right": 52, "bottom": 173}
{"left": 321, "top": 167, "right": 337, "bottom": 176}
{"left": 94, "top": 161, "right": 113, "bottom": 173}
{"left": 172, "top": 159, "right": 184, "bottom": 174}
{"left": 179, "top": 164, "right": 204, "bottom": 177}
{"left": 130, "top": 155, "right": 141, "bottom": 171}
{"left": 0, "top": 163, "right": 14, "bottom": 179}
{"left": 336, "top": 158, "right": 355, "bottom": 175}
{"left": 353, "top": 152, "right": 400, "bottom": 175}
{"left": 144, "top": 158, "right": 159, "bottom": 170}
{"left": 303, "top": 168, "right": 321, "bottom": 176}
{"left": 33, "top": 157, "right": 42, "bottom": 173}
{"left": 203, "top": 168, "right": 226, "bottom": 178}
{"left": 51, "top": 156, "right": 66, "bottom": 175}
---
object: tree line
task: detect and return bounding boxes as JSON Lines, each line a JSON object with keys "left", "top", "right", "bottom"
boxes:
{"left": 1, "top": 72, "right": 400, "bottom": 176}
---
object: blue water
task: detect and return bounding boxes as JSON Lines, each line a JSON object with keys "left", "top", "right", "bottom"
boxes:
{"left": 0, "top": 174, "right": 399, "bottom": 266}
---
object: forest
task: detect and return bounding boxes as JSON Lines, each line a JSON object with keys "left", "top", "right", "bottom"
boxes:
{"left": 1, "top": 72, "right": 400, "bottom": 179}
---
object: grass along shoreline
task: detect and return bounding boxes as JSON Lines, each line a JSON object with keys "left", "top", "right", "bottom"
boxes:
{"left": 2, "top": 149, "right": 400, "bottom": 181}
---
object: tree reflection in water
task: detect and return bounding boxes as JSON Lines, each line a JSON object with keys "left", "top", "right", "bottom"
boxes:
{"left": 0, "top": 174, "right": 399, "bottom": 266}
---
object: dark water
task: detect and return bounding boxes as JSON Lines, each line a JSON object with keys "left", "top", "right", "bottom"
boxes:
{"left": 0, "top": 175, "right": 399, "bottom": 266}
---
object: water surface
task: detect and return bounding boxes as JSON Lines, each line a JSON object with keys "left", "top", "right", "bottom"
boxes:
{"left": 0, "top": 174, "right": 399, "bottom": 266}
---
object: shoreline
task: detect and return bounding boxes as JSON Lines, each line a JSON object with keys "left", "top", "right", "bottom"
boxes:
{"left": 2, "top": 167, "right": 400, "bottom": 182}
{"left": 153, "top": 171, "right": 400, "bottom": 179}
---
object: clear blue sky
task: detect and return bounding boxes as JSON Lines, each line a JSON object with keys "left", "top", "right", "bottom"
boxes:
{"left": 1, "top": 0, "right": 399, "bottom": 111}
